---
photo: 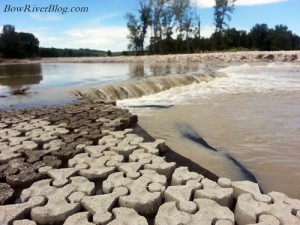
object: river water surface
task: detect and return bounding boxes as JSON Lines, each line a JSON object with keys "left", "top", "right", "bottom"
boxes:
{"left": 0, "top": 62, "right": 299, "bottom": 198}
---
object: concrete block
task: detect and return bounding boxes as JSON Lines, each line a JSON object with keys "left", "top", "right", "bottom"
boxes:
{"left": 5, "top": 159, "right": 45, "bottom": 189}
{"left": 129, "top": 149, "right": 156, "bottom": 163}
{"left": 43, "top": 139, "right": 63, "bottom": 151}
{"left": 218, "top": 177, "right": 232, "bottom": 188}
{"left": 63, "top": 212, "right": 93, "bottom": 225}
{"left": 248, "top": 214, "right": 280, "bottom": 225}
{"left": 154, "top": 202, "right": 191, "bottom": 225}
{"left": 13, "top": 220, "right": 37, "bottom": 225}
{"left": 144, "top": 156, "right": 176, "bottom": 179}
{"left": 155, "top": 198, "right": 234, "bottom": 225}
{"left": 47, "top": 168, "right": 79, "bottom": 187}
{"left": 164, "top": 180, "right": 201, "bottom": 203}
{"left": 69, "top": 153, "right": 124, "bottom": 180}
{"left": 107, "top": 207, "right": 148, "bottom": 225}
{"left": 117, "top": 162, "right": 144, "bottom": 179}
{"left": 0, "top": 196, "right": 45, "bottom": 225}
{"left": 84, "top": 145, "right": 109, "bottom": 158}
{"left": 232, "top": 181, "right": 271, "bottom": 203}
{"left": 0, "top": 183, "right": 14, "bottom": 205}
{"left": 103, "top": 129, "right": 133, "bottom": 139}
{"left": 190, "top": 198, "right": 234, "bottom": 225}
{"left": 0, "top": 143, "right": 22, "bottom": 164}
{"left": 98, "top": 135, "right": 121, "bottom": 148}
{"left": 81, "top": 187, "right": 128, "bottom": 225}
{"left": 102, "top": 172, "right": 133, "bottom": 194}
{"left": 195, "top": 178, "right": 233, "bottom": 208}
{"left": 20, "top": 177, "right": 94, "bottom": 225}
{"left": 110, "top": 142, "right": 138, "bottom": 158}
{"left": 234, "top": 193, "right": 270, "bottom": 225}
{"left": 118, "top": 170, "right": 167, "bottom": 215}
{"left": 269, "top": 201, "right": 300, "bottom": 225}
{"left": 138, "top": 139, "right": 166, "bottom": 153}
{"left": 171, "top": 167, "right": 204, "bottom": 186}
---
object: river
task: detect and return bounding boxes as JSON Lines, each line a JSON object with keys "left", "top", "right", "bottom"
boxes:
{"left": 0, "top": 61, "right": 299, "bottom": 198}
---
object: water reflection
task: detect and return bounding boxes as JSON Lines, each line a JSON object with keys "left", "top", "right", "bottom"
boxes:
{"left": 129, "top": 62, "right": 202, "bottom": 78}
{"left": 0, "top": 64, "right": 43, "bottom": 89}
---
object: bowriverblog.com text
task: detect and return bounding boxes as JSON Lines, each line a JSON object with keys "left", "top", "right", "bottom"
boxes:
{"left": 3, "top": 4, "right": 89, "bottom": 14}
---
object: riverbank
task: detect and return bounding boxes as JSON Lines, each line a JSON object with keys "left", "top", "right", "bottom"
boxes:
{"left": 0, "top": 100, "right": 299, "bottom": 225}
{"left": 0, "top": 51, "right": 299, "bottom": 65}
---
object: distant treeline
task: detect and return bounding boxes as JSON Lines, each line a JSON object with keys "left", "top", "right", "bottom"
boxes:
{"left": 126, "top": 0, "right": 300, "bottom": 55}
{"left": 39, "top": 47, "right": 107, "bottom": 57}
{"left": 148, "top": 24, "right": 300, "bottom": 54}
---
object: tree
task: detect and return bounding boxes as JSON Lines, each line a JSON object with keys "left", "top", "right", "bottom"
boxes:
{"left": 18, "top": 32, "right": 39, "bottom": 57}
{"left": 126, "top": 0, "right": 152, "bottom": 55}
{"left": 0, "top": 25, "right": 39, "bottom": 58}
{"left": 213, "top": 0, "right": 236, "bottom": 49}
{"left": 214, "top": 0, "right": 236, "bottom": 33}
{"left": 249, "top": 23, "right": 270, "bottom": 50}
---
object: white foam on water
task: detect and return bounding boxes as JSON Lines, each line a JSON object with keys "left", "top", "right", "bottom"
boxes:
{"left": 118, "top": 63, "right": 300, "bottom": 109}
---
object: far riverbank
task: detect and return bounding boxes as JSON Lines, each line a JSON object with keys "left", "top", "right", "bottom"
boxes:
{"left": 0, "top": 51, "right": 299, "bottom": 65}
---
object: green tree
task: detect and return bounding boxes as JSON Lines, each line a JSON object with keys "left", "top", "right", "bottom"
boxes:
{"left": 249, "top": 23, "right": 270, "bottom": 50}
{"left": 213, "top": 0, "right": 236, "bottom": 49}
{"left": 18, "top": 32, "right": 39, "bottom": 57}
{"left": 126, "top": 0, "right": 152, "bottom": 55}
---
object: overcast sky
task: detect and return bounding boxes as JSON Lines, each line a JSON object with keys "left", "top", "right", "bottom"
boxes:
{"left": 0, "top": 0, "right": 299, "bottom": 51}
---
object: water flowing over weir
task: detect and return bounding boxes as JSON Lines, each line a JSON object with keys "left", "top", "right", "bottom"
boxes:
{"left": 74, "top": 72, "right": 217, "bottom": 100}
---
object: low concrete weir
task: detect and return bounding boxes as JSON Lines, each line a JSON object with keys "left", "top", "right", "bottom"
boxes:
{"left": 0, "top": 100, "right": 299, "bottom": 225}
{"left": 74, "top": 73, "right": 215, "bottom": 101}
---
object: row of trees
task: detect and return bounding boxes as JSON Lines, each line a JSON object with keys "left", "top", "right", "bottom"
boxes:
{"left": 126, "top": 0, "right": 300, "bottom": 54}
{"left": 0, "top": 25, "right": 111, "bottom": 59}
{"left": 0, "top": 25, "right": 39, "bottom": 58}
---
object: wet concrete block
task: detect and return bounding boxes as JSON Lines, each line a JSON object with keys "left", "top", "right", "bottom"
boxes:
{"left": 171, "top": 166, "right": 204, "bottom": 186}
{"left": 0, "top": 183, "right": 14, "bottom": 205}
{"left": 69, "top": 153, "right": 124, "bottom": 180}
{"left": 232, "top": 181, "right": 271, "bottom": 203}
{"left": 63, "top": 212, "right": 94, "bottom": 225}
{"left": 5, "top": 159, "right": 46, "bottom": 189}
{"left": 81, "top": 187, "right": 128, "bottom": 225}
{"left": 108, "top": 207, "right": 148, "bottom": 225}
{"left": 234, "top": 193, "right": 270, "bottom": 225}
{"left": 0, "top": 196, "right": 45, "bottom": 225}
{"left": 195, "top": 178, "right": 233, "bottom": 208}
{"left": 21, "top": 177, "right": 95, "bottom": 225}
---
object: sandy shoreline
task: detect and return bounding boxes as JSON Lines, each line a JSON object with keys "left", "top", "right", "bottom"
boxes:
{"left": 1, "top": 51, "right": 299, "bottom": 65}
